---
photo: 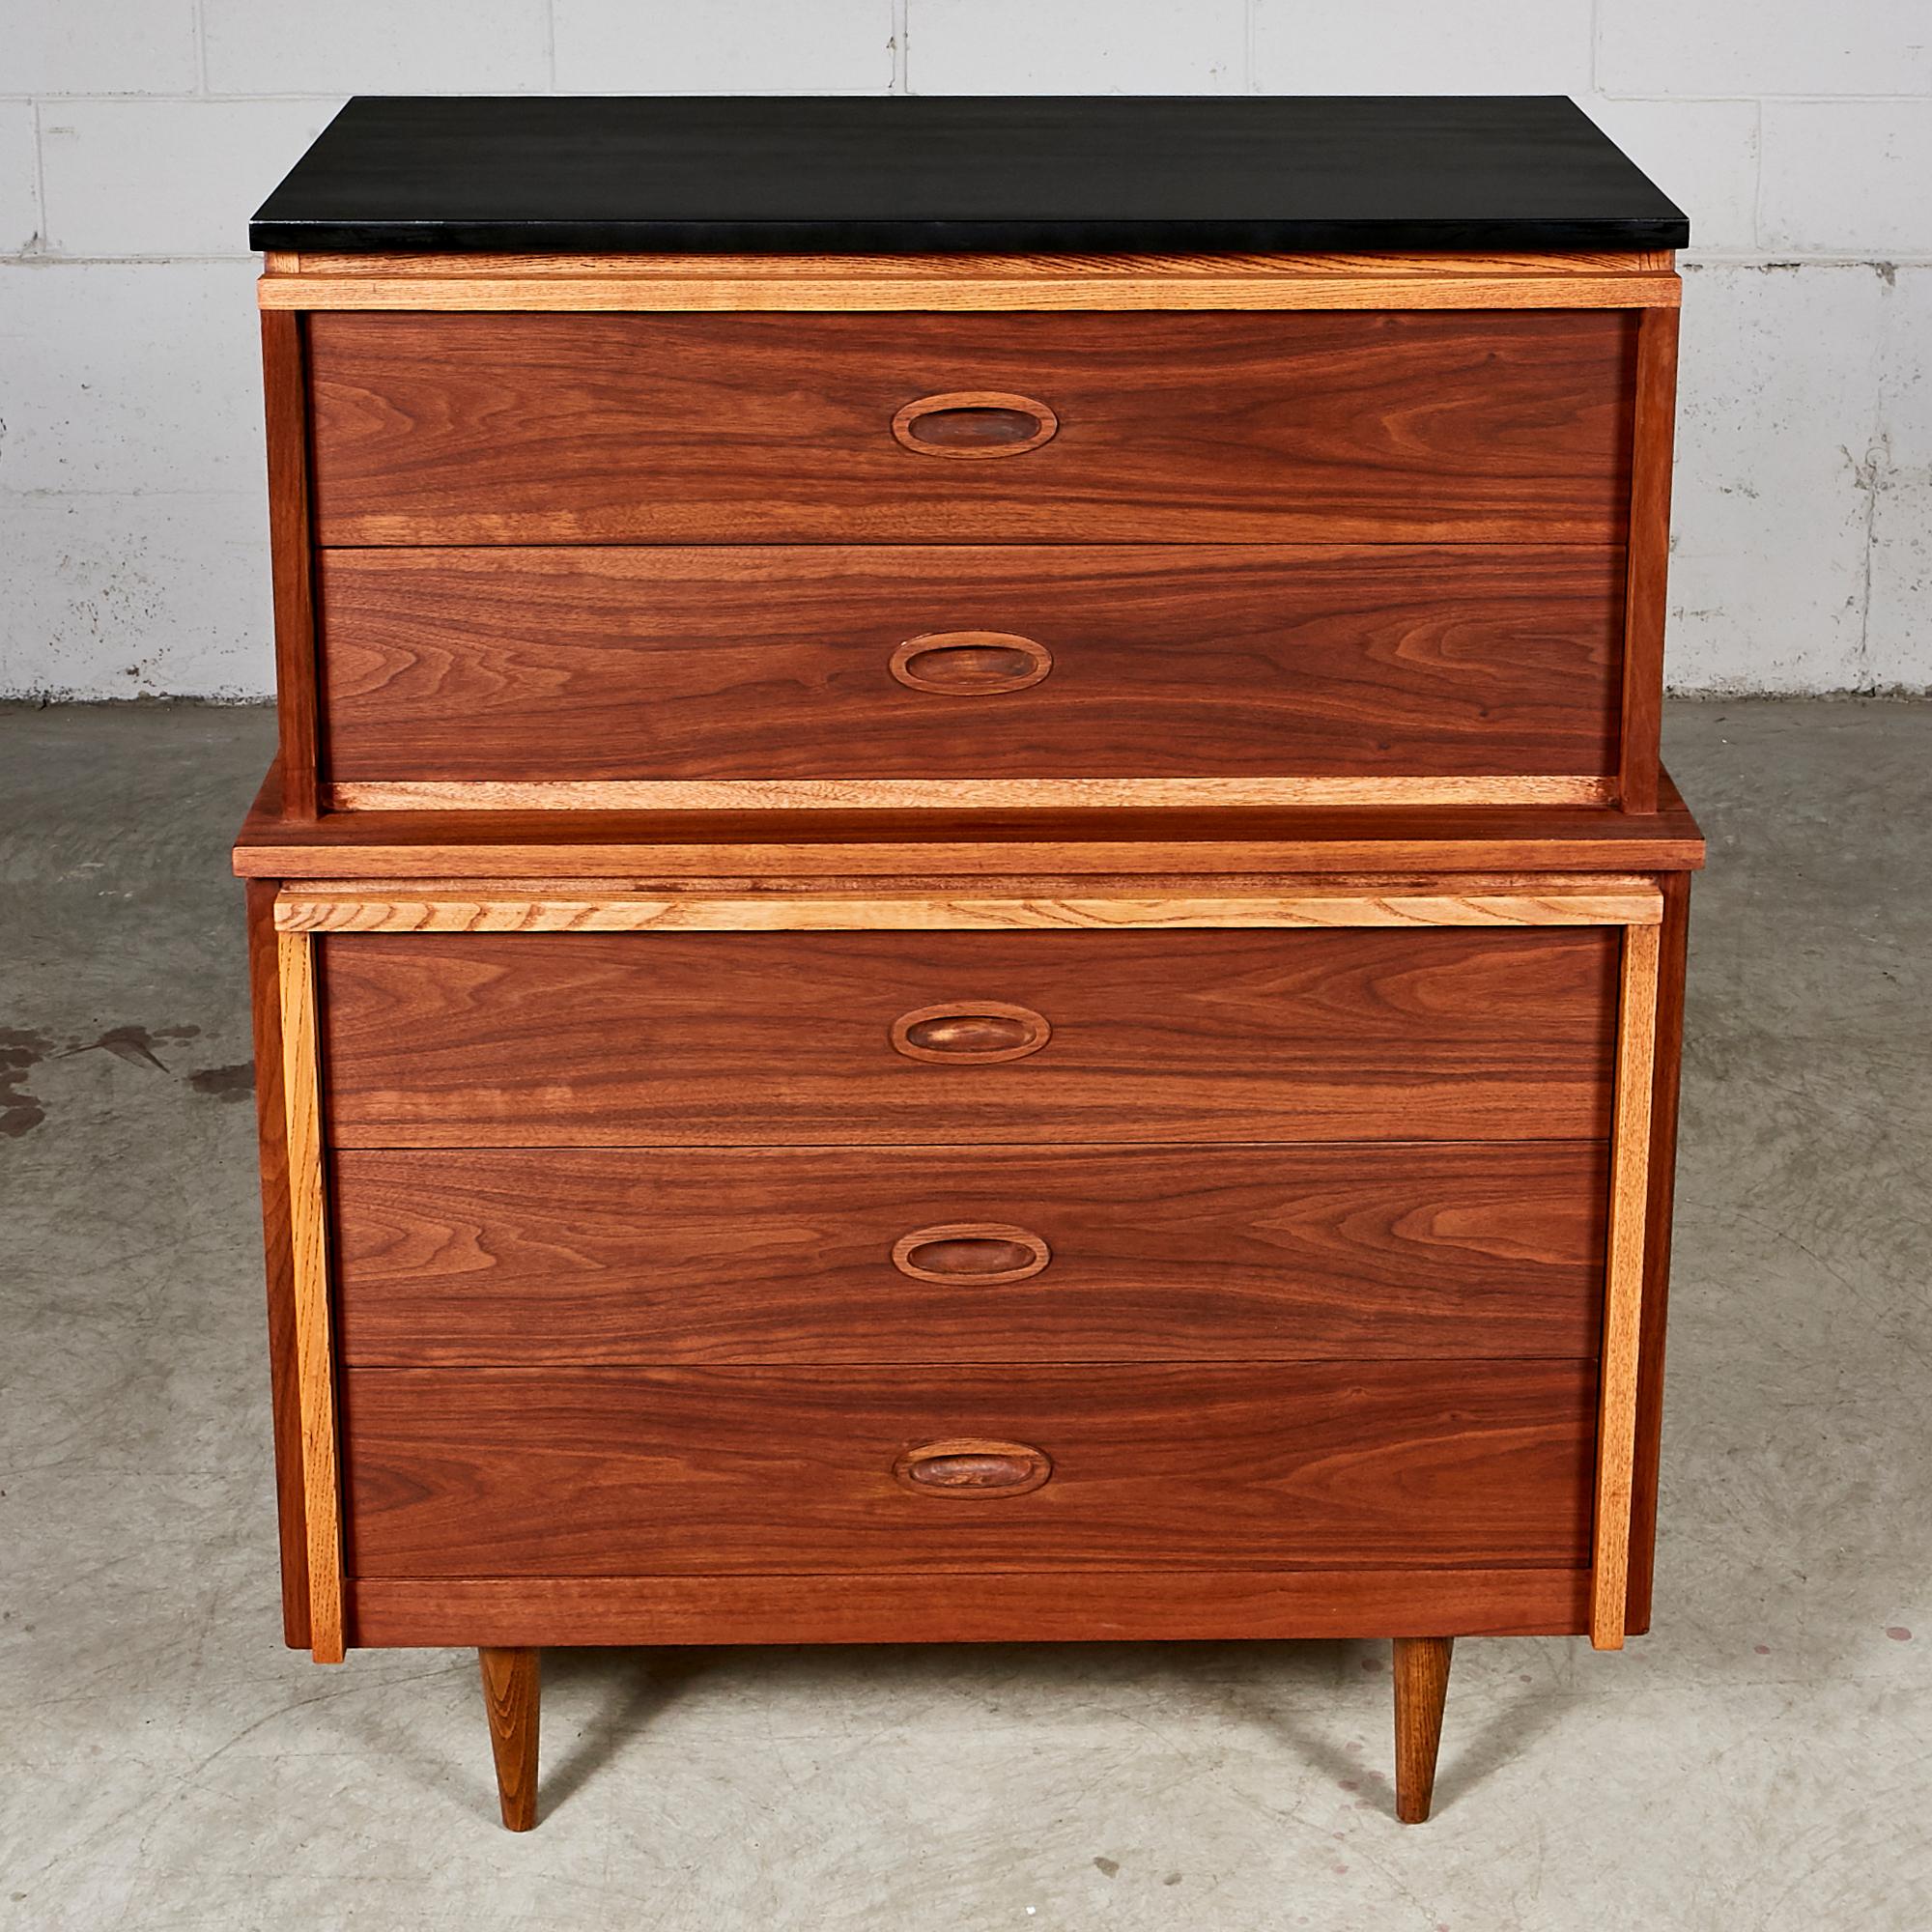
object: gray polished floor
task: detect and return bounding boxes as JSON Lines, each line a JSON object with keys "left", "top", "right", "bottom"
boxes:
{"left": 2, "top": 699, "right": 1927, "bottom": 1931}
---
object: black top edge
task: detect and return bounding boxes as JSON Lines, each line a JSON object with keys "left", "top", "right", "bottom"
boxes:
{"left": 250, "top": 96, "right": 1690, "bottom": 255}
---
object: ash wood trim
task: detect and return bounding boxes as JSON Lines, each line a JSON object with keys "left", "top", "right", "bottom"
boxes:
{"left": 260, "top": 313, "right": 320, "bottom": 820}
{"left": 1618, "top": 305, "right": 1680, "bottom": 813}
{"left": 276, "top": 930, "right": 345, "bottom": 1662}
{"left": 346, "top": 1568, "right": 1593, "bottom": 1647}
{"left": 276, "top": 249, "right": 1677, "bottom": 279}
{"left": 1590, "top": 920, "right": 1662, "bottom": 1649}
{"left": 245, "top": 879, "right": 309, "bottom": 1649}
{"left": 325, "top": 777, "right": 1619, "bottom": 812}
{"left": 231, "top": 758, "right": 1708, "bottom": 881}
{"left": 274, "top": 883, "right": 1662, "bottom": 933}
{"left": 1625, "top": 870, "right": 1691, "bottom": 1633}
{"left": 260, "top": 248, "right": 1681, "bottom": 313}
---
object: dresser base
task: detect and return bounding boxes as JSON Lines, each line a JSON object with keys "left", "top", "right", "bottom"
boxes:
{"left": 464, "top": 1633, "right": 1466, "bottom": 1832}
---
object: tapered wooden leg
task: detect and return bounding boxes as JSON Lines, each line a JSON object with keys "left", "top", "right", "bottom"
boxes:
{"left": 1391, "top": 1636, "right": 1453, "bottom": 1824}
{"left": 478, "top": 1647, "right": 540, "bottom": 1831}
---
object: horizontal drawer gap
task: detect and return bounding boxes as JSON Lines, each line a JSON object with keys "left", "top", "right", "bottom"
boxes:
{"left": 345, "top": 1357, "right": 1605, "bottom": 1377}
{"left": 331, "top": 1137, "right": 1616, "bottom": 1154}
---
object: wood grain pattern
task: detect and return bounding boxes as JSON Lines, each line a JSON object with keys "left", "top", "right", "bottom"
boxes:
{"left": 1393, "top": 1636, "right": 1454, "bottom": 1824}
{"left": 1625, "top": 870, "right": 1691, "bottom": 1634}
{"left": 317, "top": 927, "right": 1620, "bottom": 1148}
{"left": 275, "top": 932, "right": 345, "bottom": 1662}
{"left": 1590, "top": 921, "right": 1661, "bottom": 1649}
{"left": 262, "top": 246, "right": 1681, "bottom": 314}
{"left": 306, "top": 311, "right": 1635, "bottom": 546}
{"left": 229, "top": 758, "right": 1710, "bottom": 881}
{"left": 273, "top": 248, "right": 1677, "bottom": 279}
{"left": 1618, "top": 305, "right": 1680, "bottom": 813}
{"left": 245, "top": 878, "right": 309, "bottom": 1649}
{"left": 328, "top": 778, "right": 1623, "bottom": 811}
{"left": 275, "top": 884, "right": 1662, "bottom": 933}
{"left": 328, "top": 1142, "right": 1609, "bottom": 1365}
{"left": 339, "top": 1362, "right": 1598, "bottom": 1576}
{"left": 314, "top": 544, "right": 1626, "bottom": 787}
{"left": 260, "top": 313, "right": 319, "bottom": 820}
{"left": 348, "top": 1567, "right": 1594, "bottom": 1647}
{"left": 478, "top": 1648, "right": 540, "bottom": 1832}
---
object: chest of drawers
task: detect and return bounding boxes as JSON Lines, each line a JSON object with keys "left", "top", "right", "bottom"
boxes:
{"left": 237, "top": 96, "right": 1701, "bottom": 1833}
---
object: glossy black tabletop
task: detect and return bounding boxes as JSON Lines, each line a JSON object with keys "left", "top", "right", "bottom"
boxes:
{"left": 250, "top": 96, "right": 1688, "bottom": 255}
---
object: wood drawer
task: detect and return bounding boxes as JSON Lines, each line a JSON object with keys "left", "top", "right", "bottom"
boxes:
{"left": 306, "top": 311, "right": 1634, "bottom": 546}
{"left": 339, "top": 1362, "right": 1597, "bottom": 1577}
{"left": 318, "top": 928, "right": 1618, "bottom": 1148}
{"left": 331, "top": 1143, "right": 1609, "bottom": 1365}
{"left": 317, "top": 544, "right": 1623, "bottom": 786}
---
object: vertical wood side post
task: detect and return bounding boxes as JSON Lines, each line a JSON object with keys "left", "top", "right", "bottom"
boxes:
{"left": 1591, "top": 921, "right": 1662, "bottom": 1647}
{"left": 245, "top": 879, "right": 311, "bottom": 1648}
{"left": 277, "top": 928, "right": 346, "bottom": 1662}
{"left": 479, "top": 1648, "right": 542, "bottom": 1831}
{"left": 261, "top": 307, "right": 321, "bottom": 820}
{"left": 1393, "top": 1635, "right": 1455, "bottom": 1823}
{"left": 1617, "top": 301, "right": 1680, "bottom": 814}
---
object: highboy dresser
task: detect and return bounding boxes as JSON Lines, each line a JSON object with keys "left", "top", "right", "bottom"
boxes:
{"left": 237, "top": 98, "right": 1701, "bottom": 1830}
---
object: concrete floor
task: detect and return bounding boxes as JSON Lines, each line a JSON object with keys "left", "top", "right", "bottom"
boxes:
{"left": 2, "top": 697, "right": 1928, "bottom": 1931}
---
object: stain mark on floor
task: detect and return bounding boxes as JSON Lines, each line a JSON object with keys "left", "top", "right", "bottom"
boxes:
{"left": 188, "top": 1062, "right": 254, "bottom": 1102}
{"left": 0, "top": 1028, "right": 54, "bottom": 1138}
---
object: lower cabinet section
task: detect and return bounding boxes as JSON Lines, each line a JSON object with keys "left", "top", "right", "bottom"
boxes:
{"left": 339, "top": 1361, "right": 1597, "bottom": 1577}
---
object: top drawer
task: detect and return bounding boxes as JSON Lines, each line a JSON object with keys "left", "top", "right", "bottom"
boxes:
{"left": 306, "top": 311, "right": 1635, "bottom": 547}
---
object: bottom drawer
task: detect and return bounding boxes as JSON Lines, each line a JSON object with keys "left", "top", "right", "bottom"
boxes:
{"left": 341, "top": 1364, "right": 1595, "bottom": 1577}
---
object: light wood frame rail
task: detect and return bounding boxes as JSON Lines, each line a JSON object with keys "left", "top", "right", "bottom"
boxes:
{"left": 274, "top": 880, "right": 1664, "bottom": 1653}
{"left": 276, "top": 930, "right": 346, "bottom": 1662}
{"left": 325, "top": 777, "right": 1620, "bottom": 814}
{"left": 259, "top": 248, "right": 1679, "bottom": 313}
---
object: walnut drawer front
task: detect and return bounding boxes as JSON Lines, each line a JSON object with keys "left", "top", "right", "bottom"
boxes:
{"left": 317, "top": 544, "right": 1623, "bottom": 789}
{"left": 338, "top": 1362, "right": 1597, "bottom": 1577}
{"left": 306, "top": 310, "right": 1634, "bottom": 546}
{"left": 331, "top": 1143, "right": 1609, "bottom": 1366}
{"left": 317, "top": 928, "right": 1619, "bottom": 1148}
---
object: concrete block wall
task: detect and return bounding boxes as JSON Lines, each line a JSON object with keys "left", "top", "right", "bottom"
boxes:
{"left": 1, "top": 0, "right": 1926, "bottom": 697}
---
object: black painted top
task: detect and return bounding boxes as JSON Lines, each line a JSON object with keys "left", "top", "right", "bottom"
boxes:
{"left": 250, "top": 97, "right": 1688, "bottom": 255}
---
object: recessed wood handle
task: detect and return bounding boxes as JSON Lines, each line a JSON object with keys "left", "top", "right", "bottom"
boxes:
{"left": 894, "top": 1438, "right": 1053, "bottom": 1498}
{"left": 892, "top": 1223, "right": 1053, "bottom": 1285}
{"left": 892, "top": 391, "right": 1059, "bottom": 460}
{"left": 890, "top": 633, "right": 1053, "bottom": 696}
{"left": 890, "top": 1001, "right": 1052, "bottom": 1064}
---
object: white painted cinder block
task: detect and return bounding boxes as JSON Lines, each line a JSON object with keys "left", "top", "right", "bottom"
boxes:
{"left": 2, "top": 102, "right": 40, "bottom": 254}
{"left": 554, "top": 0, "right": 895, "bottom": 93}
{"left": 203, "top": 0, "right": 550, "bottom": 95}
{"left": 1667, "top": 264, "right": 1891, "bottom": 693}
{"left": 1760, "top": 101, "right": 1932, "bottom": 259}
{"left": 1, "top": 0, "right": 197, "bottom": 96}
{"left": 0, "top": 261, "right": 264, "bottom": 495}
{"left": 1598, "top": 0, "right": 1932, "bottom": 99}
{"left": 0, "top": 490, "right": 272, "bottom": 698}
{"left": 1865, "top": 268, "right": 1932, "bottom": 690}
{"left": 1579, "top": 97, "right": 1759, "bottom": 258}
{"left": 1254, "top": 0, "right": 1589, "bottom": 95}
{"left": 911, "top": 0, "right": 1244, "bottom": 94}
{"left": 39, "top": 99, "right": 338, "bottom": 257}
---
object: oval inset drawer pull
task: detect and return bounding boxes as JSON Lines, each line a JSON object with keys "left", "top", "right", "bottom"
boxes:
{"left": 894, "top": 1438, "right": 1053, "bottom": 1499}
{"left": 890, "top": 1001, "right": 1052, "bottom": 1065}
{"left": 889, "top": 632, "right": 1053, "bottom": 696}
{"left": 892, "top": 1222, "right": 1053, "bottom": 1285}
{"left": 891, "top": 391, "right": 1059, "bottom": 460}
